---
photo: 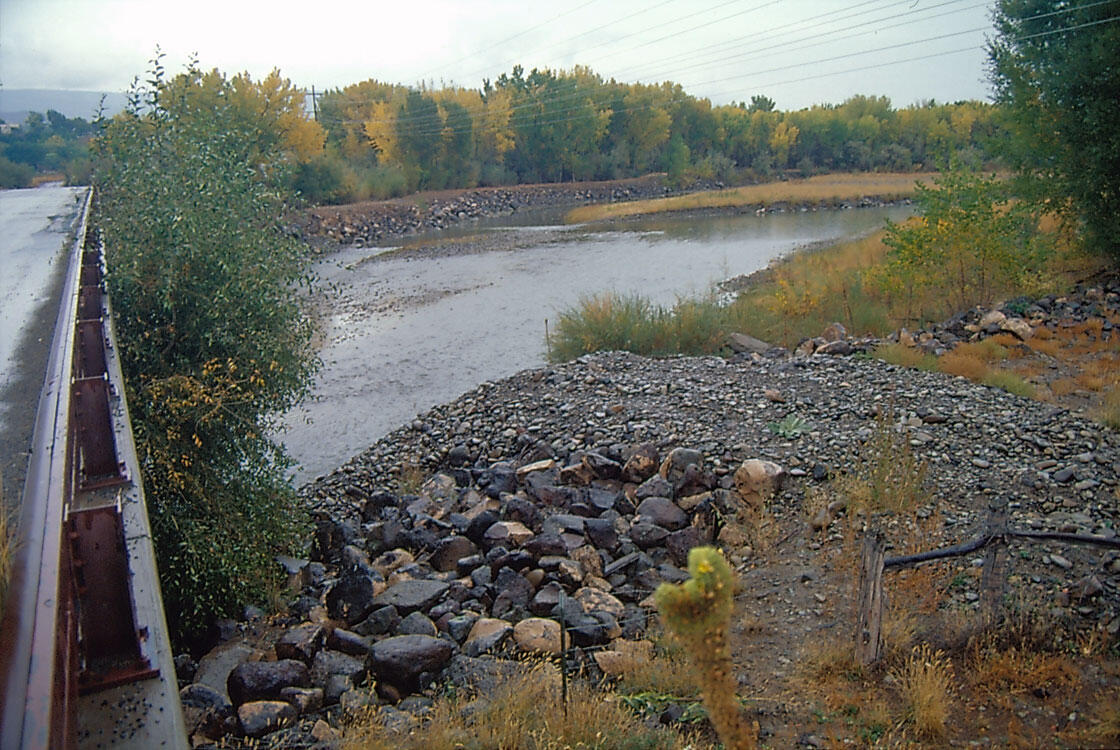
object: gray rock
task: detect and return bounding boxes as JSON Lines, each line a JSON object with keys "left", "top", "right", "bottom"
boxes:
{"left": 665, "top": 527, "right": 703, "bottom": 566}
{"left": 310, "top": 649, "right": 367, "bottom": 688}
{"left": 621, "top": 444, "right": 660, "bottom": 482}
{"left": 180, "top": 683, "right": 232, "bottom": 714}
{"left": 727, "top": 332, "right": 772, "bottom": 354}
{"left": 464, "top": 618, "right": 513, "bottom": 657}
{"left": 431, "top": 535, "right": 477, "bottom": 572}
{"left": 279, "top": 686, "right": 323, "bottom": 714}
{"left": 630, "top": 523, "right": 670, "bottom": 549}
{"left": 193, "top": 641, "right": 254, "bottom": 702}
{"left": 326, "top": 570, "right": 379, "bottom": 625}
{"left": 635, "top": 496, "right": 688, "bottom": 530}
{"left": 530, "top": 581, "right": 564, "bottom": 616}
{"left": 372, "top": 579, "right": 449, "bottom": 614}
{"left": 327, "top": 627, "right": 372, "bottom": 657}
{"left": 398, "top": 611, "right": 438, "bottom": 636}
{"left": 355, "top": 605, "right": 401, "bottom": 636}
{"left": 238, "top": 700, "right": 296, "bottom": 739}
{"left": 227, "top": 660, "right": 309, "bottom": 706}
{"left": 275, "top": 623, "right": 325, "bottom": 664}
{"left": 584, "top": 517, "right": 619, "bottom": 551}
{"left": 635, "top": 475, "right": 674, "bottom": 500}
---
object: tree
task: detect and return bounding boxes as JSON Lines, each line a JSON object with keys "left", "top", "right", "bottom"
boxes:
{"left": 989, "top": 0, "right": 1120, "bottom": 257}
{"left": 879, "top": 165, "right": 1053, "bottom": 321}
{"left": 93, "top": 57, "right": 318, "bottom": 646}
{"left": 747, "top": 94, "right": 775, "bottom": 113}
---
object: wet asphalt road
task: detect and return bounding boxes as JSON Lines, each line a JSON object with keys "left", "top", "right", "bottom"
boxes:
{"left": 0, "top": 184, "right": 85, "bottom": 505}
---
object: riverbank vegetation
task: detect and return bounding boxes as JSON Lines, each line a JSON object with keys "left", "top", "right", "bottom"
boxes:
{"left": 566, "top": 171, "right": 930, "bottom": 223}
{"left": 548, "top": 163, "right": 1120, "bottom": 421}
{"left": 93, "top": 57, "right": 319, "bottom": 646}
{"left": 550, "top": 166, "right": 1079, "bottom": 353}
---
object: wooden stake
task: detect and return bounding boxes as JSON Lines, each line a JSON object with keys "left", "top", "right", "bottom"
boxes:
{"left": 981, "top": 497, "right": 1009, "bottom": 629}
{"left": 856, "top": 530, "right": 886, "bottom": 666}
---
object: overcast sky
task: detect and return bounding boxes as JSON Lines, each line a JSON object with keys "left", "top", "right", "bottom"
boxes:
{"left": 1, "top": 0, "right": 997, "bottom": 110}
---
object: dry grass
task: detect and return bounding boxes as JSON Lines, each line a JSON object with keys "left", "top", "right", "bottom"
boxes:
{"left": 610, "top": 633, "right": 700, "bottom": 699}
{"left": 968, "top": 646, "right": 1078, "bottom": 698}
{"left": 566, "top": 172, "right": 931, "bottom": 223}
{"left": 395, "top": 458, "right": 428, "bottom": 495}
{"left": 547, "top": 292, "right": 728, "bottom": 362}
{"left": 343, "top": 661, "right": 704, "bottom": 750}
{"left": 728, "top": 231, "right": 894, "bottom": 347}
{"left": 1090, "top": 690, "right": 1120, "bottom": 746}
{"left": 937, "top": 349, "right": 991, "bottom": 381}
{"left": 874, "top": 342, "right": 938, "bottom": 371}
{"left": 892, "top": 644, "right": 955, "bottom": 741}
{"left": 837, "top": 411, "right": 929, "bottom": 516}
{"left": 980, "top": 370, "right": 1036, "bottom": 398}
{"left": 1098, "top": 385, "right": 1120, "bottom": 429}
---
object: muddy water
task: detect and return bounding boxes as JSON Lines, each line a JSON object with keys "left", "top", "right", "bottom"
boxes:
{"left": 282, "top": 206, "right": 912, "bottom": 483}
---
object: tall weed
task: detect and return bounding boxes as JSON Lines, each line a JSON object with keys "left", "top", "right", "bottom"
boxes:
{"left": 548, "top": 292, "right": 728, "bottom": 362}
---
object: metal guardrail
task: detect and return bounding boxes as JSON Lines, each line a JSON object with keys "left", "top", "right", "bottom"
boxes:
{"left": 0, "top": 189, "right": 186, "bottom": 750}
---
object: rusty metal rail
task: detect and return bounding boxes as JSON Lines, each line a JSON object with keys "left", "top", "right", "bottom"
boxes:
{"left": 0, "top": 189, "right": 186, "bottom": 749}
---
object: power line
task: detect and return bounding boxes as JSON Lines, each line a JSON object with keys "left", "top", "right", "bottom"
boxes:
{"left": 622, "top": 0, "right": 986, "bottom": 85}
{"left": 447, "top": 0, "right": 688, "bottom": 87}
{"left": 338, "top": 0, "right": 977, "bottom": 131}
{"left": 417, "top": 0, "right": 599, "bottom": 85}
{"left": 318, "top": 8, "right": 1118, "bottom": 143}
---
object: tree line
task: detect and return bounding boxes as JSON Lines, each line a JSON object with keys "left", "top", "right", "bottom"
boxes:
{"left": 302, "top": 66, "right": 1002, "bottom": 203}
{"left": 0, "top": 109, "right": 96, "bottom": 187}
{"left": 2, "top": 66, "right": 1002, "bottom": 201}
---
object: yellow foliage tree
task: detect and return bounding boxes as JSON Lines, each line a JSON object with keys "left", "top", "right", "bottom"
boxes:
{"left": 364, "top": 101, "right": 401, "bottom": 164}
{"left": 769, "top": 120, "right": 799, "bottom": 168}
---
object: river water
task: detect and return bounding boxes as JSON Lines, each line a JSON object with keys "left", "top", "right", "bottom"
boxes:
{"left": 282, "top": 205, "right": 912, "bottom": 483}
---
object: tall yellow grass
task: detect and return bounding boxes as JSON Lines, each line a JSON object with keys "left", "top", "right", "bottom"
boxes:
{"left": 567, "top": 172, "right": 932, "bottom": 223}
{"left": 343, "top": 661, "right": 703, "bottom": 750}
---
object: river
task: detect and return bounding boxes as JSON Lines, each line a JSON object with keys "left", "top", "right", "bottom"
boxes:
{"left": 281, "top": 205, "right": 913, "bottom": 483}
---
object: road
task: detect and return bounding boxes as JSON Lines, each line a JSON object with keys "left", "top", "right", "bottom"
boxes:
{"left": 0, "top": 184, "right": 86, "bottom": 504}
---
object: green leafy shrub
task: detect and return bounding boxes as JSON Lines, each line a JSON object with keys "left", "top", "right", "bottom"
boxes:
{"left": 877, "top": 166, "right": 1054, "bottom": 322}
{"left": 93, "top": 56, "right": 318, "bottom": 646}
{"left": 0, "top": 155, "right": 34, "bottom": 188}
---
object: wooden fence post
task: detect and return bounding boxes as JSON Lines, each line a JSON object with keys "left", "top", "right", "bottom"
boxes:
{"left": 855, "top": 530, "right": 886, "bottom": 666}
{"left": 981, "top": 496, "right": 1009, "bottom": 629}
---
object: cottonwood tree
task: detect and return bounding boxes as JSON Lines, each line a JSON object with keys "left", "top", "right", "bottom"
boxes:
{"left": 94, "top": 56, "right": 318, "bottom": 645}
{"left": 989, "top": 0, "right": 1120, "bottom": 257}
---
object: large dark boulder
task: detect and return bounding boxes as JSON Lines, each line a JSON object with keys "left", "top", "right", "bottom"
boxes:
{"left": 370, "top": 635, "right": 454, "bottom": 694}
{"left": 227, "top": 660, "right": 309, "bottom": 706}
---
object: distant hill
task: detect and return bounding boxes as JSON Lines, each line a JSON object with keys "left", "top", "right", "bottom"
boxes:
{"left": 0, "top": 89, "right": 129, "bottom": 125}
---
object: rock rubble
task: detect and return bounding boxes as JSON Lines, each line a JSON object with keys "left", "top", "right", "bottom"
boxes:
{"left": 183, "top": 346, "right": 1119, "bottom": 746}
{"left": 299, "top": 175, "right": 679, "bottom": 247}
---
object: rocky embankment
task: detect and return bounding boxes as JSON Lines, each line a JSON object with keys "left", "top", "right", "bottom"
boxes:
{"left": 179, "top": 335, "right": 1120, "bottom": 745}
{"left": 299, "top": 175, "right": 689, "bottom": 247}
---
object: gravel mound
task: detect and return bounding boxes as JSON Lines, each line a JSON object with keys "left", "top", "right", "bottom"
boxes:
{"left": 304, "top": 350, "right": 1119, "bottom": 540}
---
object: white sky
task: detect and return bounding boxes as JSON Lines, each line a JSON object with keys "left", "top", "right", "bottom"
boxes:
{"left": 0, "top": 0, "right": 997, "bottom": 110}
